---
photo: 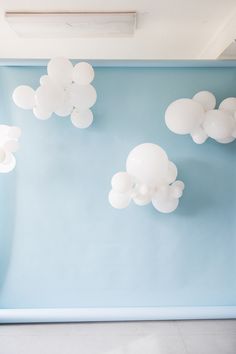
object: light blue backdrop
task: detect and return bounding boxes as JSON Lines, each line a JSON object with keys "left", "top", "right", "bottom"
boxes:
{"left": 0, "top": 64, "right": 236, "bottom": 309}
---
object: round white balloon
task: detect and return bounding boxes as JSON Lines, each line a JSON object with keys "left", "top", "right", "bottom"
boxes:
{"left": 108, "top": 190, "right": 131, "bottom": 209}
{"left": 71, "top": 109, "right": 93, "bottom": 128}
{"left": 219, "top": 97, "right": 236, "bottom": 114}
{"left": 193, "top": 91, "right": 216, "bottom": 111}
{"left": 165, "top": 98, "right": 205, "bottom": 135}
{"left": 191, "top": 126, "right": 208, "bottom": 144}
{"left": 0, "top": 154, "right": 16, "bottom": 173}
{"left": 72, "top": 62, "right": 95, "bottom": 85}
{"left": 126, "top": 143, "right": 169, "bottom": 187}
{"left": 216, "top": 137, "right": 235, "bottom": 144}
{"left": 203, "top": 109, "right": 235, "bottom": 140}
{"left": 152, "top": 196, "right": 179, "bottom": 213}
{"left": 35, "top": 84, "right": 64, "bottom": 112}
{"left": 4, "top": 140, "right": 19, "bottom": 153}
{"left": 111, "top": 172, "right": 134, "bottom": 193}
{"left": 8, "top": 126, "right": 21, "bottom": 139}
{"left": 47, "top": 57, "right": 73, "bottom": 85}
{"left": 33, "top": 105, "right": 52, "bottom": 120}
{"left": 70, "top": 83, "right": 97, "bottom": 109}
{"left": 12, "top": 85, "right": 35, "bottom": 110}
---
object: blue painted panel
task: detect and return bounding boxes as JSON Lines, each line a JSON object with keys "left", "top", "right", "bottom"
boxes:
{"left": 0, "top": 64, "right": 236, "bottom": 309}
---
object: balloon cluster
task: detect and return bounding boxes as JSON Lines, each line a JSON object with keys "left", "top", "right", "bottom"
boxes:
{"left": 109, "top": 143, "right": 185, "bottom": 213}
{"left": 165, "top": 91, "right": 236, "bottom": 144}
{"left": 0, "top": 125, "right": 21, "bottom": 173}
{"left": 12, "top": 57, "right": 97, "bottom": 129}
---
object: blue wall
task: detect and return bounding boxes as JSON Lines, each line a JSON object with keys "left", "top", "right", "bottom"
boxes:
{"left": 0, "top": 64, "right": 236, "bottom": 309}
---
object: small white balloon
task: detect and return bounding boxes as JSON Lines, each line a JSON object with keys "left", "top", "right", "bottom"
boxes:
{"left": 55, "top": 97, "right": 73, "bottom": 117}
{"left": 153, "top": 184, "right": 170, "bottom": 201}
{"left": 111, "top": 172, "right": 134, "bottom": 193}
{"left": 126, "top": 143, "right": 169, "bottom": 187}
{"left": 40, "top": 75, "right": 52, "bottom": 86}
{"left": 72, "top": 62, "right": 95, "bottom": 85}
{"left": 165, "top": 98, "right": 205, "bottom": 135}
{"left": 193, "top": 91, "right": 216, "bottom": 111}
{"left": 166, "top": 161, "right": 177, "bottom": 184}
{"left": 71, "top": 109, "right": 93, "bottom": 129}
{"left": 108, "top": 190, "right": 131, "bottom": 209}
{"left": 0, "top": 148, "right": 6, "bottom": 163}
{"left": 70, "top": 83, "right": 97, "bottom": 109}
{"left": 0, "top": 154, "right": 16, "bottom": 173}
{"left": 191, "top": 126, "right": 208, "bottom": 144}
{"left": 169, "top": 184, "right": 183, "bottom": 199}
{"left": 12, "top": 85, "right": 35, "bottom": 110}
{"left": 152, "top": 196, "right": 179, "bottom": 213}
{"left": 219, "top": 97, "right": 236, "bottom": 114}
{"left": 173, "top": 180, "right": 185, "bottom": 191}
{"left": 33, "top": 105, "right": 52, "bottom": 120}
{"left": 47, "top": 57, "right": 73, "bottom": 85}
{"left": 203, "top": 109, "right": 235, "bottom": 140}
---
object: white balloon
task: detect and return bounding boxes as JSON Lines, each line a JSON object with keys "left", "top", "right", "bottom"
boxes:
{"left": 193, "top": 91, "right": 216, "bottom": 111}
{"left": 219, "top": 97, "right": 236, "bottom": 114}
{"left": 8, "top": 126, "right": 21, "bottom": 139}
{"left": 73, "top": 62, "right": 95, "bottom": 85}
{"left": 40, "top": 75, "right": 52, "bottom": 86}
{"left": 4, "top": 140, "right": 19, "bottom": 153}
{"left": 70, "top": 83, "right": 97, "bottom": 109}
{"left": 172, "top": 180, "right": 185, "bottom": 191}
{"left": 108, "top": 190, "right": 131, "bottom": 209}
{"left": 191, "top": 126, "right": 208, "bottom": 144}
{"left": 111, "top": 172, "right": 134, "bottom": 193}
{"left": 152, "top": 196, "right": 179, "bottom": 213}
{"left": 216, "top": 137, "right": 235, "bottom": 144}
{"left": 165, "top": 98, "right": 204, "bottom": 135}
{"left": 0, "top": 125, "right": 10, "bottom": 137}
{"left": 133, "top": 193, "right": 152, "bottom": 206}
{"left": 166, "top": 161, "right": 177, "bottom": 184}
{"left": 126, "top": 143, "right": 169, "bottom": 187}
{"left": 47, "top": 57, "right": 73, "bottom": 85}
{"left": 71, "top": 109, "right": 93, "bottom": 129}
{"left": 153, "top": 184, "right": 170, "bottom": 201}
{"left": 54, "top": 93, "right": 74, "bottom": 117}
{"left": 12, "top": 85, "right": 35, "bottom": 110}
{"left": 203, "top": 110, "right": 235, "bottom": 140}
{"left": 33, "top": 105, "right": 52, "bottom": 120}
{"left": 0, "top": 148, "right": 6, "bottom": 163}
{"left": 0, "top": 154, "right": 16, "bottom": 173}
{"left": 169, "top": 183, "right": 183, "bottom": 199}
{"left": 35, "top": 84, "right": 64, "bottom": 112}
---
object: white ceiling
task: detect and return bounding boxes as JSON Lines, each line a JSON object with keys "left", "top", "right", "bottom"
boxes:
{"left": 0, "top": 0, "right": 236, "bottom": 60}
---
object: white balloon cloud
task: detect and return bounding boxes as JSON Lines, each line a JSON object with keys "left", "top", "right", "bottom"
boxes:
{"left": 0, "top": 125, "right": 21, "bottom": 173}
{"left": 165, "top": 91, "right": 236, "bottom": 144}
{"left": 12, "top": 57, "right": 97, "bottom": 129}
{"left": 109, "top": 143, "right": 185, "bottom": 213}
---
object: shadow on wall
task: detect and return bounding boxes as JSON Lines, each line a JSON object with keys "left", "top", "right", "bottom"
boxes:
{"left": 0, "top": 173, "right": 16, "bottom": 292}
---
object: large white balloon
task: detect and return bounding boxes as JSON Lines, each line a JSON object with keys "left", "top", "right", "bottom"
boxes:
{"left": 126, "top": 143, "right": 169, "bottom": 187}
{"left": 216, "top": 137, "right": 235, "bottom": 144}
{"left": 47, "top": 57, "right": 73, "bottom": 85}
{"left": 203, "top": 109, "right": 235, "bottom": 140}
{"left": 152, "top": 196, "right": 179, "bottom": 213}
{"left": 70, "top": 83, "right": 97, "bottom": 109}
{"left": 12, "top": 85, "right": 35, "bottom": 110}
{"left": 71, "top": 108, "right": 93, "bottom": 129}
{"left": 219, "top": 97, "right": 236, "bottom": 114}
{"left": 111, "top": 172, "right": 134, "bottom": 193}
{"left": 193, "top": 91, "right": 216, "bottom": 111}
{"left": 165, "top": 98, "right": 204, "bottom": 134}
{"left": 108, "top": 190, "right": 131, "bottom": 209}
{"left": 73, "top": 62, "right": 95, "bottom": 85}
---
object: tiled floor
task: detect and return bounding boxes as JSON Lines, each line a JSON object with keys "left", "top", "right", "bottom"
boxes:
{"left": 0, "top": 320, "right": 236, "bottom": 354}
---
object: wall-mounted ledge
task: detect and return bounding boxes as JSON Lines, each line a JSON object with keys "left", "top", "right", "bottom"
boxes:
{"left": 1, "top": 59, "right": 236, "bottom": 68}
{"left": 1, "top": 306, "right": 236, "bottom": 323}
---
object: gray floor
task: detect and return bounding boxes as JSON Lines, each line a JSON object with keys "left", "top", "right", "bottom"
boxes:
{"left": 0, "top": 320, "right": 236, "bottom": 354}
